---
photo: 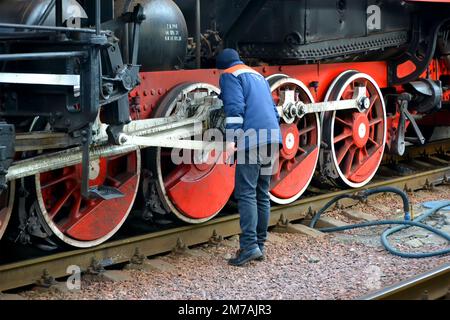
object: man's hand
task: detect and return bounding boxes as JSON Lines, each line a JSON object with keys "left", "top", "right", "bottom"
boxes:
{"left": 225, "top": 142, "right": 237, "bottom": 154}
{"left": 222, "top": 142, "right": 237, "bottom": 165}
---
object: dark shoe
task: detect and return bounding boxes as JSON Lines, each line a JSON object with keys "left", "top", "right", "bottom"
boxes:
{"left": 255, "top": 247, "right": 265, "bottom": 261}
{"left": 228, "top": 247, "right": 263, "bottom": 266}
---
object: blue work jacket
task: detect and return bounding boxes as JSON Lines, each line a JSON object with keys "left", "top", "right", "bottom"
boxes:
{"left": 219, "top": 63, "right": 282, "bottom": 151}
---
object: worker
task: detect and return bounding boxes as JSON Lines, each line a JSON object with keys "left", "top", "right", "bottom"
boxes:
{"left": 216, "top": 48, "right": 282, "bottom": 266}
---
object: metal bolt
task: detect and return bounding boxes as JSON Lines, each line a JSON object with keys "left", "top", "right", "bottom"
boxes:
{"left": 209, "top": 230, "right": 223, "bottom": 245}
{"left": 130, "top": 248, "right": 145, "bottom": 265}
{"left": 36, "top": 269, "right": 56, "bottom": 288}
{"left": 173, "top": 238, "right": 187, "bottom": 254}
{"left": 277, "top": 214, "right": 289, "bottom": 228}
{"left": 119, "top": 135, "right": 128, "bottom": 144}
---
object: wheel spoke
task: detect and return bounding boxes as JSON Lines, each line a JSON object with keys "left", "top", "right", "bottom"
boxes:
{"left": 41, "top": 172, "right": 76, "bottom": 190}
{"left": 58, "top": 192, "right": 83, "bottom": 232}
{"left": 105, "top": 175, "right": 122, "bottom": 188}
{"left": 343, "top": 145, "right": 357, "bottom": 176}
{"left": 335, "top": 116, "right": 353, "bottom": 127}
{"left": 367, "top": 95, "right": 379, "bottom": 115}
{"left": 298, "top": 146, "right": 307, "bottom": 153}
{"left": 334, "top": 128, "right": 352, "bottom": 144}
{"left": 298, "top": 125, "right": 315, "bottom": 136}
{"left": 350, "top": 147, "right": 379, "bottom": 178}
{"left": 48, "top": 186, "right": 76, "bottom": 220}
{"left": 369, "top": 118, "right": 383, "bottom": 126}
{"left": 357, "top": 148, "right": 365, "bottom": 164}
{"left": 336, "top": 140, "right": 354, "bottom": 165}
{"left": 368, "top": 136, "right": 380, "bottom": 148}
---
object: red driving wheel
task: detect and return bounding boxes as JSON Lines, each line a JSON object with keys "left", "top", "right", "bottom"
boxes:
{"left": 35, "top": 151, "right": 140, "bottom": 248}
{"left": 322, "top": 71, "right": 386, "bottom": 188}
{"left": 267, "top": 75, "right": 321, "bottom": 204}
{"left": 151, "top": 83, "right": 235, "bottom": 223}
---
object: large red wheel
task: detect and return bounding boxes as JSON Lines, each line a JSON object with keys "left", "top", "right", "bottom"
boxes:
{"left": 151, "top": 83, "right": 235, "bottom": 223}
{"left": 322, "top": 71, "right": 387, "bottom": 188}
{"left": 268, "top": 75, "right": 321, "bottom": 204}
{"left": 0, "top": 181, "right": 15, "bottom": 241}
{"left": 34, "top": 151, "right": 140, "bottom": 248}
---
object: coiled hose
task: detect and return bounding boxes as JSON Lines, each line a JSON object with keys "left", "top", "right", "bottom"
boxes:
{"left": 309, "top": 187, "right": 450, "bottom": 258}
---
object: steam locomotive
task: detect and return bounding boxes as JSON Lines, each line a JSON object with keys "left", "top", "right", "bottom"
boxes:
{"left": 0, "top": 0, "right": 449, "bottom": 250}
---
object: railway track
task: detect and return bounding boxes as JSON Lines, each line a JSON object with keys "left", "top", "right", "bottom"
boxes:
{"left": 361, "top": 263, "right": 450, "bottom": 300}
{"left": 0, "top": 140, "right": 450, "bottom": 293}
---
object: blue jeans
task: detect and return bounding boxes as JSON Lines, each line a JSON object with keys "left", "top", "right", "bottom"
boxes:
{"left": 234, "top": 145, "right": 278, "bottom": 251}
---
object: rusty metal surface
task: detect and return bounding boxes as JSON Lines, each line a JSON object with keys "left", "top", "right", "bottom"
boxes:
{"left": 1, "top": 165, "right": 450, "bottom": 292}
{"left": 360, "top": 263, "right": 450, "bottom": 300}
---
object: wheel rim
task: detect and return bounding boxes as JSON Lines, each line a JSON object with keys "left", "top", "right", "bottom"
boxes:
{"left": 153, "top": 83, "right": 235, "bottom": 223}
{"left": 35, "top": 151, "right": 140, "bottom": 248}
{"left": 0, "top": 181, "right": 15, "bottom": 240}
{"left": 268, "top": 76, "right": 321, "bottom": 204}
{"left": 324, "top": 71, "right": 386, "bottom": 188}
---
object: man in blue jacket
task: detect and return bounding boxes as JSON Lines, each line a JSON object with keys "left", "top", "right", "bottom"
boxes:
{"left": 217, "top": 48, "right": 281, "bottom": 266}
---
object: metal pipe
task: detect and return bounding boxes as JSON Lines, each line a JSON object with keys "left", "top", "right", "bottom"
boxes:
{"left": 123, "top": 23, "right": 130, "bottom": 64}
{"left": 55, "top": 0, "right": 63, "bottom": 27}
{"left": 95, "top": 0, "right": 101, "bottom": 35}
{"left": 0, "top": 51, "right": 87, "bottom": 62}
{"left": 6, "top": 118, "right": 203, "bottom": 181}
{"left": 6, "top": 144, "right": 138, "bottom": 181}
{"left": 195, "top": 0, "right": 201, "bottom": 68}
{"left": 0, "top": 22, "right": 104, "bottom": 34}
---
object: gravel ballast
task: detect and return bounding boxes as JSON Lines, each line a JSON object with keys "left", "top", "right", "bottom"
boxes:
{"left": 18, "top": 186, "right": 450, "bottom": 300}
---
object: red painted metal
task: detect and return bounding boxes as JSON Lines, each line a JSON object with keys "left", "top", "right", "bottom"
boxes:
{"left": 269, "top": 78, "right": 320, "bottom": 203}
{"left": 151, "top": 83, "right": 235, "bottom": 221}
{"left": 131, "top": 62, "right": 389, "bottom": 120}
{"left": 38, "top": 152, "right": 139, "bottom": 241}
{"left": 165, "top": 157, "right": 235, "bottom": 220}
{"left": 330, "top": 75, "right": 385, "bottom": 184}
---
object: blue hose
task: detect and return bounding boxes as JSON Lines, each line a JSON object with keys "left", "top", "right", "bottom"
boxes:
{"left": 309, "top": 186, "right": 411, "bottom": 228}
{"left": 309, "top": 187, "right": 450, "bottom": 258}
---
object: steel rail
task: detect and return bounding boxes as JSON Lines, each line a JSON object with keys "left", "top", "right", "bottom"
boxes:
{"left": 1, "top": 165, "right": 450, "bottom": 292}
{"left": 360, "top": 263, "right": 450, "bottom": 300}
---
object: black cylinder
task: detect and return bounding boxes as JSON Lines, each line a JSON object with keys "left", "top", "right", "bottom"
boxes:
{"left": 117, "top": 0, "right": 188, "bottom": 72}
{"left": 0, "top": 0, "right": 87, "bottom": 27}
